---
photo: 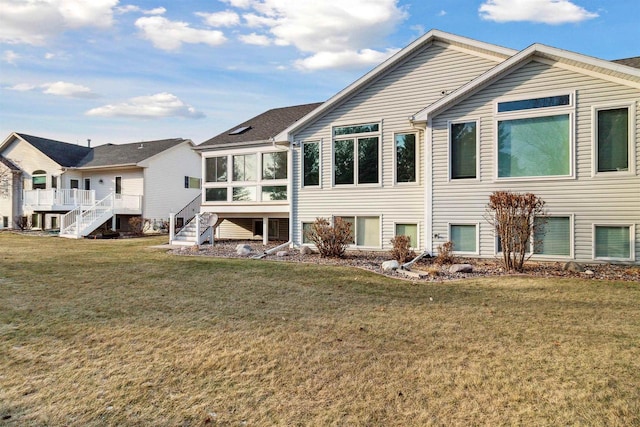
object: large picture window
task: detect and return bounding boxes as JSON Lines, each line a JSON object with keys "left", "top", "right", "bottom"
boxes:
{"left": 496, "top": 93, "right": 572, "bottom": 179}
{"left": 335, "top": 215, "right": 380, "bottom": 247}
{"left": 302, "top": 141, "right": 320, "bottom": 187}
{"left": 450, "top": 121, "right": 477, "bottom": 179}
{"left": 595, "top": 107, "right": 630, "bottom": 173}
{"left": 395, "top": 133, "right": 416, "bottom": 183}
{"left": 333, "top": 123, "right": 380, "bottom": 186}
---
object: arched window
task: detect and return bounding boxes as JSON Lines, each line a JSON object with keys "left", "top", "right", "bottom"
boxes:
{"left": 32, "top": 170, "right": 46, "bottom": 190}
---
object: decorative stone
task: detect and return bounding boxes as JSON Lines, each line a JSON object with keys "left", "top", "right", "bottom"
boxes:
{"left": 236, "top": 244, "right": 252, "bottom": 256}
{"left": 583, "top": 270, "right": 595, "bottom": 276}
{"left": 449, "top": 264, "right": 473, "bottom": 273}
{"left": 382, "top": 260, "right": 400, "bottom": 272}
{"left": 276, "top": 251, "right": 289, "bottom": 257}
{"left": 299, "top": 245, "right": 313, "bottom": 255}
{"left": 563, "top": 261, "right": 584, "bottom": 273}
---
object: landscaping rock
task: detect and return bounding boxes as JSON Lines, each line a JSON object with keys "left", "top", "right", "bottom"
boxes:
{"left": 583, "top": 270, "right": 595, "bottom": 276}
{"left": 276, "top": 251, "right": 289, "bottom": 257}
{"left": 382, "top": 260, "right": 400, "bottom": 272}
{"left": 299, "top": 245, "right": 313, "bottom": 255}
{"left": 564, "top": 261, "right": 584, "bottom": 273}
{"left": 236, "top": 244, "right": 252, "bottom": 256}
{"left": 449, "top": 264, "right": 473, "bottom": 273}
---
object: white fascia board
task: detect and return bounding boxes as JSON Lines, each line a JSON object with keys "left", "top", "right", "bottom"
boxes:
{"left": 274, "top": 29, "right": 517, "bottom": 142}
{"left": 413, "top": 43, "right": 640, "bottom": 122}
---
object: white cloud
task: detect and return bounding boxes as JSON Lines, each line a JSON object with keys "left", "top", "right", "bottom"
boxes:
{"left": 438, "top": 10, "right": 447, "bottom": 17}
{"left": 479, "top": 0, "right": 599, "bottom": 24}
{"left": 135, "top": 16, "right": 227, "bottom": 51}
{"left": 117, "top": 5, "right": 166, "bottom": 15}
{"left": 0, "top": 0, "right": 118, "bottom": 45}
{"left": 294, "top": 48, "right": 399, "bottom": 71}
{"left": 42, "top": 81, "right": 99, "bottom": 98}
{"left": 238, "top": 32, "right": 272, "bottom": 46}
{"left": 86, "top": 93, "right": 205, "bottom": 119}
{"left": 230, "top": 0, "right": 407, "bottom": 70}
{"left": 7, "top": 83, "right": 36, "bottom": 91}
{"left": 3, "top": 50, "right": 19, "bottom": 65}
{"left": 196, "top": 10, "right": 240, "bottom": 27}
{"left": 45, "top": 52, "right": 56, "bottom": 59}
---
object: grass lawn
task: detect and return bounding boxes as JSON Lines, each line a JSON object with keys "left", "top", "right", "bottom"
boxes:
{"left": 0, "top": 233, "right": 639, "bottom": 426}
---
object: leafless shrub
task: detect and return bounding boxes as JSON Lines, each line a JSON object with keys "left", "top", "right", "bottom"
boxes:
{"left": 435, "top": 241, "right": 455, "bottom": 265}
{"left": 14, "top": 216, "right": 31, "bottom": 231}
{"left": 128, "top": 217, "right": 145, "bottom": 236}
{"left": 390, "top": 235, "right": 416, "bottom": 263}
{"left": 305, "top": 217, "right": 352, "bottom": 258}
{"left": 486, "top": 191, "right": 546, "bottom": 272}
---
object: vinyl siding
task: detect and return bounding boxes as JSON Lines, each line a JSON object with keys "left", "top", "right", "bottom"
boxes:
{"left": 218, "top": 218, "right": 289, "bottom": 241}
{"left": 143, "top": 143, "right": 201, "bottom": 221}
{"left": 431, "top": 59, "right": 640, "bottom": 263}
{"left": 291, "top": 42, "right": 503, "bottom": 249}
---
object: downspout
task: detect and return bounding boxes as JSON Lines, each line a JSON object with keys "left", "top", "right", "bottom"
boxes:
{"left": 402, "top": 115, "right": 432, "bottom": 270}
{"left": 250, "top": 239, "right": 292, "bottom": 259}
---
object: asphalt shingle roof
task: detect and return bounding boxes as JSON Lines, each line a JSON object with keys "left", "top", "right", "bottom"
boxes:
{"left": 17, "top": 133, "right": 92, "bottom": 167}
{"left": 75, "top": 138, "right": 188, "bottom": 168}
{"left": 612, "top": 57, "right": 640, "bottom": 69}
{"left": 198, "top": 102, "right": 323, "bottom": 147}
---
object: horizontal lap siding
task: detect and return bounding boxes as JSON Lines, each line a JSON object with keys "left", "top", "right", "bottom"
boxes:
{"left": 431, "top": 59, "right": 640, "bottom": 263}
{"left": 291, "top": 43, "right": 502, "bottom": 249}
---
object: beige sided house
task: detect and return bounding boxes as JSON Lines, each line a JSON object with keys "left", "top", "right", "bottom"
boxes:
{"left": 0, "top": 132, "right": 201, "bottom": 238}
{"left": 181, "top": 103, "right": 322, "bottom": 246}
{"left": 412, "top": 44, "right": 640, "bottom": 264}
{"left": 275, "top": 30, "right": 516, "bottom": 252}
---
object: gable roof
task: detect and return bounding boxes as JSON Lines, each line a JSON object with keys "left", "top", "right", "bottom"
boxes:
{"left": 75, "top": 138, "right": 191, "bottom": 168}
{"left": 274, "top": 29, "right": 517, "bottom": 142}
{"left": 613, "top": 56, "right": 640, "bottom": 69}
{"left": 413, "top": 43, "right": 640, "bottom": 122}
{"left": 197, "top": 102, "right": 322, "bottom": 149}
{"left": 15, "top": 133, "right": 92, "bottom": 167}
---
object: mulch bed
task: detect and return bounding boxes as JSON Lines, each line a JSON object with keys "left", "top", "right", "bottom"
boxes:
{"left": 172, "top": 240, "right": 640, "bottom": 283}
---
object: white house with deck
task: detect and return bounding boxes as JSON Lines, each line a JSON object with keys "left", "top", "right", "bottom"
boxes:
{"left": 0, "top": 133, "right": 201, "bottom": 238}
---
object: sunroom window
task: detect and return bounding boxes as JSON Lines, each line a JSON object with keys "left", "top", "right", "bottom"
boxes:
{"left": 205, "top": 156, "right": 227, "bottom": 182}
{"left": 450, "top": 121, "right": 477, "bottom": 179}
{"left": 333, "top": 123, "right": 379, "bottom": 185}
{"left": 395, "top": 133, "right": 416, "bottom": 183}
{"left": 596, "top": 107, "right": 630, "bottom": 173}
{"left": 233, "top": 154, "right": 256, "bottom": 182}
{"left": 497, "top": 93, "right": 572, "bottom": 179}
{"left": 262, "top": 152, "right": 287, "bottom": 180}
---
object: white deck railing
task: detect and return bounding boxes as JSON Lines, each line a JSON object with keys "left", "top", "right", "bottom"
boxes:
{"left": 23, "top": 188, "right": 95, "bottom": 208}
{"left": 114, "top": 194, "right": 142, "bottom": 212}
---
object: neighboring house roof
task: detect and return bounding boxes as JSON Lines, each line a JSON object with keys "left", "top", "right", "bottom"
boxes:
{"left": 413, "top": 43, "right": 640, "bottom": 122}
{"left": 613, "top": 56, "right": 640, "bottom": 69}
{"left": 16, "top": 133, "right": 92, "bottom": 167}
{"left": 76, "top": 138, "right": 190, "bottom": 168}
{"left": 197, "top": 102, "right": 323, "bottom": 149}
{"left": 274, "top": 29, "right": 517, "bottom": 141}
{"left": 0, "top": 155, "right": 21, "bottom": 172}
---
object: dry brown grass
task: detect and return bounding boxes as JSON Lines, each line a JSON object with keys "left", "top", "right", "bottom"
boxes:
{"left": 1, "top": 232, "right": 639, "bottom": 426}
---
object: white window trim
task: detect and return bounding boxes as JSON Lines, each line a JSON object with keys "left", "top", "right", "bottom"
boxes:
{"left": 331, "top": 121, "right": 382, "bottom": 188}
{"left": 333, "top": 214, "right": 382, "bottom": 249}
{"left": 447, "top": 119, "right": 480, "bottom": 182}
{"left": 300, "top": 139, "right": 322, "bottom": 189}
{"left": 532, "top": 214, "right": 574, "bottom": 260}
{"left": 591, "top": 101, "right": 636, "bottom": 178}
{"left": 448, "top": 222, "right": 479, "bottom": 255}
{"left": 493, "top": 91, "right": 575, "bottom": 182}
{"left": 592, "top": 223, "right": 635, "bottom": 262}
{"left": 393, "top": 131, "right": 419, "bottom": 186}
{"left": 393, "top": 221, "right": 420, "bottom": 250}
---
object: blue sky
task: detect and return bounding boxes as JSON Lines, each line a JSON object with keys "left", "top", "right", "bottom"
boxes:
{"left": 1, "top": 0, "right": 638, "bottom": 146}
